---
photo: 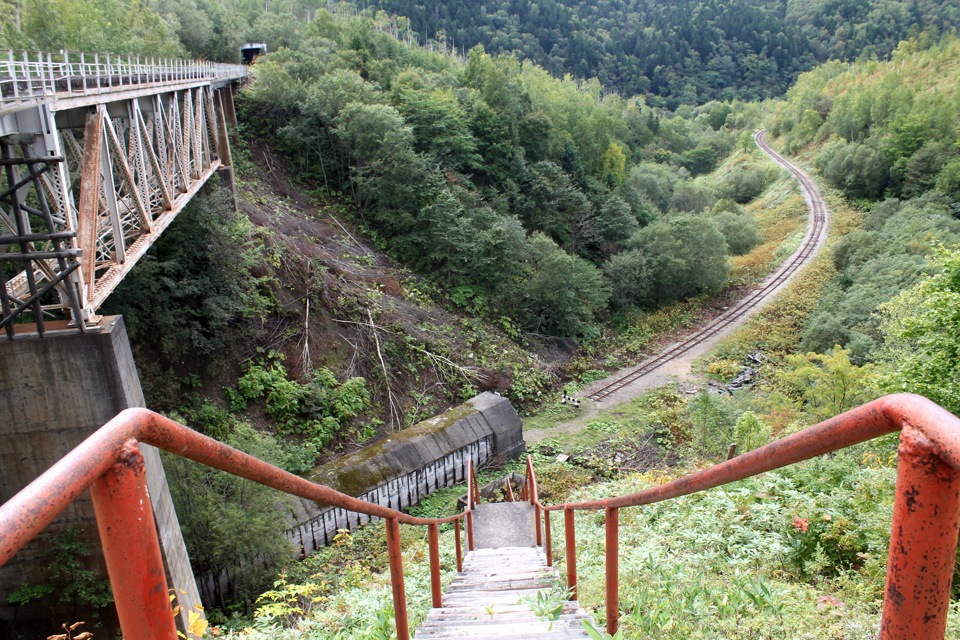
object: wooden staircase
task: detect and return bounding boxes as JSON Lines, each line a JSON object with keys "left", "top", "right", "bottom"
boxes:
{"left": 415, "top": 504, "right": 594, "bottom": 639}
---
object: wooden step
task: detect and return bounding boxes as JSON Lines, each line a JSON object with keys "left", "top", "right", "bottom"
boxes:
{"left": 413, "top": 545, "right": 594, "bottom": 639}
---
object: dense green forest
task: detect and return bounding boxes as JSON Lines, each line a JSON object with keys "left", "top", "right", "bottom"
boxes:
{"left": 214, "top": 30, "right": 960, "bottom": 636}
{"left": 3, "top": 1, "right": 958, "bottom": 107}
{"left": 347, "top": 0, "right": 960, "bottom": 106}
{"left": 236, "top": 10, "right": 775, "bottom": 340}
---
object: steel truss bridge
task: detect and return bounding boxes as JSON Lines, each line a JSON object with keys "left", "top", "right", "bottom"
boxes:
{"left": 0, "top": 51, "right": 247, "bottom": 339}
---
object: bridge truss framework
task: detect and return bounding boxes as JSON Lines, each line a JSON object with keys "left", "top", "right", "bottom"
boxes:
{"left": 0, "top": 52, "right": 246, "bottom": 338}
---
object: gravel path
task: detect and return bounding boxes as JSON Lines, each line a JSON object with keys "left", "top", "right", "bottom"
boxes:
{"left": 526, "top": 132, "right": 831, "bottom": 444}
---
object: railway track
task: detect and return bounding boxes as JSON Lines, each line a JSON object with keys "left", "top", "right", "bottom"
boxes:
{"left": 585, "top": 130, "right": 829, "bottom": 402}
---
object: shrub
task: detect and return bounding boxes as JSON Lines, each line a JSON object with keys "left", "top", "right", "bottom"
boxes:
{"left": 714, "top": 210, "right": 762, "bottom": 255}
{"left": 684, "top": 391, "right": 738, "bottom": 457}
{"left": 720, "top": 165, "right": 770, "bottom": 204}
{"left": 733, "top": 411, "right": 771, "bottom": 452}
{"left": 233, "top": 359, "right": 372, "bottom": 446}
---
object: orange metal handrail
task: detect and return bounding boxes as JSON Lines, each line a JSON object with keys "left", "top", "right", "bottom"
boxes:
{"left": 525, "top": 394, "right": 960, "bottom": 638}
{"left": 0, "top": 408, "right": 478, "bottom": 640}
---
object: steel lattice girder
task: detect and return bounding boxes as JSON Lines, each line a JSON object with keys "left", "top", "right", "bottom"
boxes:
{"left": 1, "top": 82, "right": 237, "bottom": 335}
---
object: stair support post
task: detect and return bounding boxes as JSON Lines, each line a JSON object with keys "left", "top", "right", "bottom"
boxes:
{"left": 534, "top": 503, "right": 542, "bottom": 546}
{"left": 385, "top": 516, "right": 409, "bottom": 640}
{"left": 564, "top": 507, "right": 577, "bottom": 600}
{"left": 605, "top": 507, "right": 619, "bottom": 636}
{"left": 428, "top": 523, "right": 442, "bottom": 608}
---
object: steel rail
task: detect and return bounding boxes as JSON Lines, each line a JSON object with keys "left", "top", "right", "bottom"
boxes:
{"left": 524, "top": 394, "right": 960, "bottom": 638}
{"left": 0, "top": 408, "right": 480, "bottom": 640}
{"left": 587, "top": 130, "right": 828, "bottom": 401}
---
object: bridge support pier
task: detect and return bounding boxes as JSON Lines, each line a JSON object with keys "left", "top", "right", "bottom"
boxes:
{"left": 0, "top": 317, "right": 202, "bottom": 635}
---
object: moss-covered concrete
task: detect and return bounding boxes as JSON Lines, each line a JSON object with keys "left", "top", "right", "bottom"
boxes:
{"left": 289, "top": 393, "right": 523, "bottom": 549}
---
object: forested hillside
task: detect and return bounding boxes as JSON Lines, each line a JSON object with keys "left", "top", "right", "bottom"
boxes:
{"left": 765, "top": 35, "right": 960, "bottom": 379}
{"left": 220, "top": 33, "right": 960, "bottom": 636}
{"left": 4, "top": 1, "right": 957, "bottom": 108}
{"left": 346, "top": 0, "right": 959, "bottom": 107}
{"left": 238, "top": 10, "right": 776, "bottom": 341}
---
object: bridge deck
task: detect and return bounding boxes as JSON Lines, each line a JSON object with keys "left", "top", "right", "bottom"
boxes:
{"left": 0, "top": 50, "right": 245, "bottom": 114}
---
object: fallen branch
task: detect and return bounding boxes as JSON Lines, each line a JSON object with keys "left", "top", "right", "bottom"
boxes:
{"left": 368, "top": 309, "right": 403, "bottom": 431}
{"left": 332, "top": 317, "right": 479, "bottom": 382}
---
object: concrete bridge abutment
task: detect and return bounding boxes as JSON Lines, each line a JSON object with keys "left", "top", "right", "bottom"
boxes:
{"left": 0, "top": 316, "right": 201, "bottom": 635}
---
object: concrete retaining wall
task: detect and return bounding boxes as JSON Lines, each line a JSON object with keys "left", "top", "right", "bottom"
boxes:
{"left": 288, "top": 392, "right": 524, "bottom": 554}
{"left": 0, "top": 317, "right": 201, "bottom": 635}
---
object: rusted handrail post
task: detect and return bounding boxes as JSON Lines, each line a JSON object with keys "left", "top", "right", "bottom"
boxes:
{"left": 880, "top": 426, "right": 960, "bottom": 639}
{"left": 505, "top": 477, "right": 515, "bottom": 502}
{"left": 544, "top": 509, "right": 553, "bottom": 567}
{"left": 528, "top": 457, "right": 542, "bottom": 546}
{"left": 454, "top": 517, "right": 463, "bottom": 572}
{"left": 605, "top": 507, "right": 619, "bottom": 636}
{"left": 385, "top": 517, "right": 409, "bottom": 640}
{"left": 466, "top": 460, "right": 476, "bottom": 551}
{"left": 428, "top": 523, "right": 442, "bottom": 609}
{"left": 90, "top": 440, "right": 177, "bottom": 640}
{"left": 466, "top": 509, "right": 475, "bottom": 551}
{"left": 564, "top": 507, "right": 577, "bottom": 600}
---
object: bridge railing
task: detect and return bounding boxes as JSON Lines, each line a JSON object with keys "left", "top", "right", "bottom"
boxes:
{"left": 0, "top": 408, "right": 479, "bottom": 639}
{"left": 0, "top": 49, "right": 247, "bottom": 107}
{"left": 524, "top": 393, "right": 960, "bottom": 639}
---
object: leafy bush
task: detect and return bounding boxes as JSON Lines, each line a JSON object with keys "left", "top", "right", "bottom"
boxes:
{"left": 775, "top": 347, "right": 876, "bottom": 421}
{"left": 713, "top": 211, "right": 761, "bottom": 255}
{"left": 627, "top": 216, "right": 730, "bottom": 307}
{"left": 163, "top": 422, "right": 295, "bottom": 611}
{"left": 799, "top": 196, "right": 960, "bottom": 362}
{"left": 733, "top": 411, "right": 770, "bottom": 452}
{"left": 878, "top": 245, "right": 960, "bottom": 415}
{"left": 603, "top": 249, "right": 650, "bottom": 311}
{"left": 719, "top": 165, "right": 771, "bottom": 204}
{"left": 232, "top": 359, "right": 373, "bottom": 446}
{"left": 684, "top": 391, "right": 738, "bottom": 457}
{"left": 816, "top": 140, "right": 890, "bottom": 200}
{"left": 515, "top": 233, "right": 610, "bottom": 338}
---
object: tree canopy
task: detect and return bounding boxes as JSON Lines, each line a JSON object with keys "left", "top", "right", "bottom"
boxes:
{"left": 878, "top": 246, "right": 960, "bottom": 415}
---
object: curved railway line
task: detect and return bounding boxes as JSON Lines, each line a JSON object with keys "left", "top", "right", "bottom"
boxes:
{"left": 584, "top": 130, "right": 829, "bottom": 403}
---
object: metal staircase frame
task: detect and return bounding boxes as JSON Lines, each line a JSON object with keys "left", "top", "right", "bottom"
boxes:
{"left": 2, "top": 393, "right": 960, "bottom": 638}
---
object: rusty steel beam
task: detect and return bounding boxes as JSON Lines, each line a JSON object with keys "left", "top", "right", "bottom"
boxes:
{"left": 881, "top": 426, "right": 960, "bottom": 637}
{"left": 605, "top": 507, "right": 619, "bottom": 636}
{"left": 0, "top": 408, "right": 472, "bottom": 568}
{"left": 544, "top": 510, "right": 553, "bottom": 567}
{"left": 564, "top": 507, "right": 577, "bottom": 601}
{"left": 0, "top": 406, "right": 477, "bottom": 639}
{"left": 2, "top": 73, "right": 245, "bottom": 335}
{"left": 455, "top": 517, "right": 463, "bottom": 573}
{"left": 77, "top": 108, "right": 103, "bottom": 296}
{"left": 385, "top": 517, "right": 409, "bottom": 640}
